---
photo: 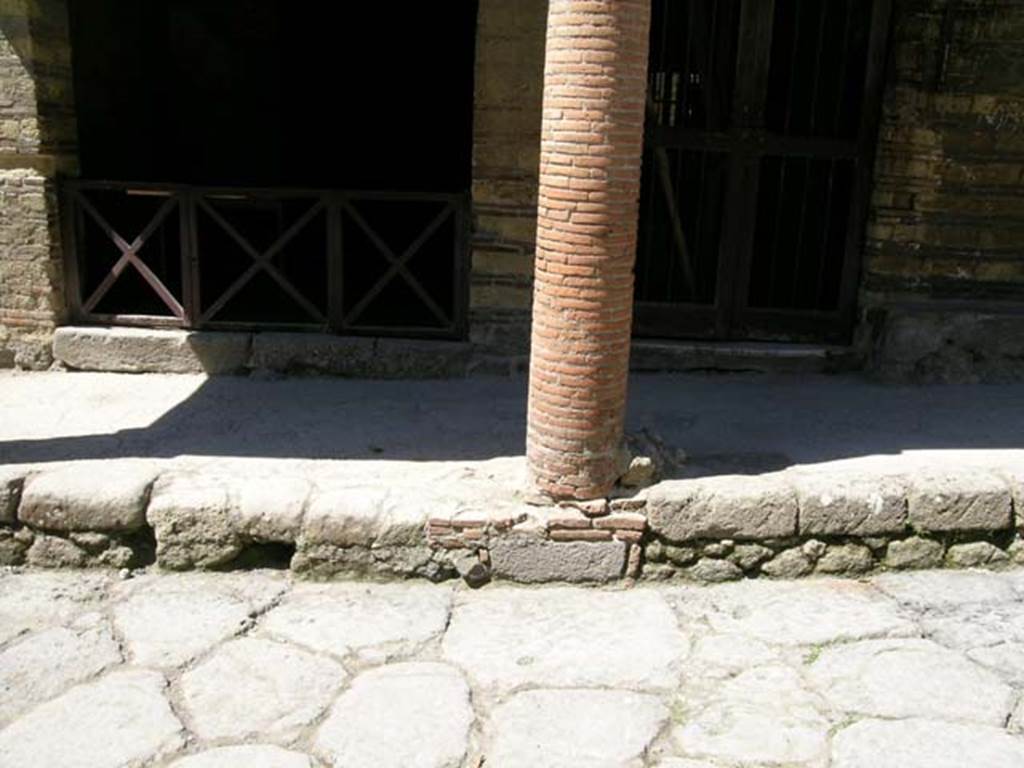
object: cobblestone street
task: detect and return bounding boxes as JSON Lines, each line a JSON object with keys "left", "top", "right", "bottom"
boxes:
{"left": 0, "top": 566, "right": 1022, "bottom": 767}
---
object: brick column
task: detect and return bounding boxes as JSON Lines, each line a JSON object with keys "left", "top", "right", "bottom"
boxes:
{"left": 526, "top": 0, "right": 651, "bottom": 500}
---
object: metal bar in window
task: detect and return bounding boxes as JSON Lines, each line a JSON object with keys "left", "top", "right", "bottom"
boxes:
{"left": 639, "top": 151, "right": 658, "bottom": 301}
{"left": 783, "top": 0, "right": 803, "bottom": 135}
{"left": 789, "top": 157, "right": 812, "bottom": 308}
{"left": 681, "top": 0, "right": 696, "bottom": 125}
{"left": 326, "top": 193, "right": 345, "bottom": 332}
{"left": 662, "top": 148, "right": 688, "bottom": 301}
{"left": 766, "top": 158, "right": 788, "bottom": 306}
{"left": 807, "top": 0, "right": 829, "bottom": 134}
{"left": 691, "top": 151, "right": 709, "bottom": 301}
{"left": 831, "top": 0, "right": 855, "bottom": 137}
{"left": 813, "top": 158, "right": 837, "bottom": 310}
{"left": 655, "top": 0, "right": 671, "bottom": 125}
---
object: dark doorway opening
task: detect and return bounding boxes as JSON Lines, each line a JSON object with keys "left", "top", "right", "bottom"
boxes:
{"left": 634, "top": 0, "right": 892, "bottom": 344}
{"left": 64, "top": 1, "right": 477, "bottom": 337}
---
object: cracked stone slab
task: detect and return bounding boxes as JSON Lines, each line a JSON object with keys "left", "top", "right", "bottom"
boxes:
{"left": 684, "top": 633, "right": 783, "bottom": 678}
{"left": 486, "top": 689, "right": 667, "bottom": 768}
{"left": 0, "top": 616, "right": 122, "bottom": 725}
{"left": 0, "top": 571, "right": 112, "bottom": 645}
{"left": 18, "top": 461, "right": 156, "bottom": 532}
{"left": 441, "top": 587, "right": 685, "bottom": 693}
{"left": 259, "top": 582, "right": 450, "bottom": 662}
{"left": 169, "top": 745, "right": 313, "bottom": 768}
{"left": 0, "top": 669, "right": 184, "bottom": 768}
{"left": 967, "top": 642, "right": 1024, "bottom": 686}
{"left": 873, "top": 569, "right": 1020, "bottom": 610}
{"left": 112, "top": 572, "right": 287, "bottom": 668}
{"left": 646, "top": 473, "right": 797, "bottom": 542}
{"left": 793, "top": 470, "right": 907, "bottom": 536}
{"left": 907, "top": 468, "right": 1013, "bottom": 532}
{"left": 920, "top": 601, "right": 1024, "bottom": 650}
{"left": 808, "top": 638, "right": 1015, "bottom": 726}
{"left": 696, "top": 578, "right": 916, "bottom": 646}
{"left": 832, "top": 718, "right": 1024, "bottom": 768}
{"left": 178, "top": 637, "right": 347, "bottom": 742}
{"left": 672, "top": 665, "right": 829, "bottom": 766}
{"left": 314, "top": 662, "right": 473, "bottom": 768}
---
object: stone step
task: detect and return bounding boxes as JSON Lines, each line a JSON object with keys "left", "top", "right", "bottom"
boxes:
{"left": 2, "top": 456, "right": 1023, "bottom": 585}
{"left": 630, "top": 339, "right": 859, "bottom": 375}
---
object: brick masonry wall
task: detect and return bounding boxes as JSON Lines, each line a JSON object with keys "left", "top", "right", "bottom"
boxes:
{"left": 526, "top": 0, "right": 651, "bottom": 499}
{"left": 0, "top": 0, "right": 76, "bottom": 369}
{"left": 469, "top": 0, "right": 548, "bottom": 369}
{"left": 862, "top": 0, "right": 1024, "bottom": 380}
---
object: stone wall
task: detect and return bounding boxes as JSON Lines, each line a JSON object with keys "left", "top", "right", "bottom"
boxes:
{"left": 0, "top": 0, "right": 76, "bottom": 369}
{"left": 468, "top": 0, "right": 547, "bottom": 371}
{"left": 862, "top": 0, "right": 1024, "bottom": 381}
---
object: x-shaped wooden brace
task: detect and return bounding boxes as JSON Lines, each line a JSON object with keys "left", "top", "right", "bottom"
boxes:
{"left": 198, "top": 197, "right": 327, "bottom": 325}
{"left": 78, "top": 192, "right": 185, "bottom": 318}
{"left": 342, "top": 201, "right": 454, "bottom": 328}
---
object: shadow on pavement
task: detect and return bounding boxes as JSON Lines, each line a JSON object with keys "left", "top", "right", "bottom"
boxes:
{"left": 0, "top": 372, "right": 1022, "bottom": 474}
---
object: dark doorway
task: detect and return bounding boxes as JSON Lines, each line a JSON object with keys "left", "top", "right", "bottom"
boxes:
{"left": 68, "top": 1, "right": 477, "bottom": 191}
{"left": 64, "top": 1, "right": 477, "bottom": 338}
{"left": 634, "top": 0, "right": 892, "bottom": 343}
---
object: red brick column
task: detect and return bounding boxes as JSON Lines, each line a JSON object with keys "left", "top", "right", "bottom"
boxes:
{"left": 526, "top": 0, "right": 651, "bottom": 500}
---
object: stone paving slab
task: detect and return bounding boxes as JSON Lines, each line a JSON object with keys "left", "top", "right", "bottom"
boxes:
{"left": 0, "top": 566, "right": 1021, "bottom": 767}
{"left": 314, "top": 662, "right": 474, "bottom": 768}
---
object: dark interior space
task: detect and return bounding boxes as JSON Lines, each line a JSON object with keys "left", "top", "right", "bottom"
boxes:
{"left": 68, "top": 0, "right": 478, "bottom": 192}
{"left": 635, "top": 0, "right": 886, "bottom": 342}
{"left": 65, "top": 1, "right": 476, "bottom": 335}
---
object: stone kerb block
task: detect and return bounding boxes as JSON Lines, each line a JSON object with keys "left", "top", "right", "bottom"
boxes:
{"left": 148, "top": 472, "right": 312, "bottom": 570}
{"left": 19, "top": 462, "right": 156, "bottom": 532}
{"left": 907, "top": 469, "right": 1013, "bottom": 533}
{"left": 147, "top": 473, "right": 240, "bottom": 570}
{"left": 794, "top": 471, "right": 907, "bottom": 537}
{"left": 0, "top": 467, "right": 28, "bottom": 525}
{"left": 999, "top": 465, "right": 1024, "bottom": 530}
{"left": 646, "top": 474, "right": 798, "bottom": 542}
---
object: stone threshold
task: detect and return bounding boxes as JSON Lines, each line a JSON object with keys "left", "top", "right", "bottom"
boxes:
{"left": 52, "top": 326, "right": 862, "bottom": 379}
{"left": 630, "top": 339, "right": 859, "bottom": 375}
{"left": 52, "top": 326, "right": 474, "bottom": 379}
{"left": 2, "top": 457, "right": 1023, "bottom": 585}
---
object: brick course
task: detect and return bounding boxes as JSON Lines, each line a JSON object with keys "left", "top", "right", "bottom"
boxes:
{"left": 526, "top": 0, "right": 651, "bottom": 499}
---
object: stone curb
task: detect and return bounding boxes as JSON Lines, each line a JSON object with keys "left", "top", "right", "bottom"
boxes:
{"left": 1, "top": 460, "right": 1023, "bottom": 583}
